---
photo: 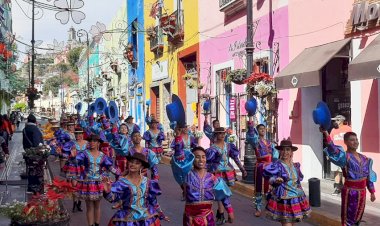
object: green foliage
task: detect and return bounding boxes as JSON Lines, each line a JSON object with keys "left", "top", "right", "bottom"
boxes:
{"left": 13, "top": 102, "right": 27, "bottom": 111}
{"left": 8, "top": 70, "right": 28, "bottom": 96}
{"left": 42, "top": 73, "right": 76, "bottom": 96}
{"left": 54, "top": 63, "right": 70, "bottom": 74}
{"left": 67, "top": 47, "right": 84, "bottom": 73}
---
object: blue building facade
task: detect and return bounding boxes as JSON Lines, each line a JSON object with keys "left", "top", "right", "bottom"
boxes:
{"left": 127, "top": 0, "right": 145, "bottom": 129}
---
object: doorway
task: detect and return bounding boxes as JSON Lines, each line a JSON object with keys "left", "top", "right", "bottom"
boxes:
{"left": 322, "top": 57, "right": 351, "bottom": 179}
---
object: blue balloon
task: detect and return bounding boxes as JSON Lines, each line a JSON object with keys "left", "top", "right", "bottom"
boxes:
{"left": 75, "top": 102, "right": 82, "bottom": 112}
{"left": 312, "top": 101, "right": 331, "bottom": 130}
{"left": 245, "top": 98, "right": 257, "bottom": 116}
{"left": 146, "top": 99, "right": 151, "bottom": 106}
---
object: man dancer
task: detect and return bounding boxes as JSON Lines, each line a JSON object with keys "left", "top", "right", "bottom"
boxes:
{"left": 320, "top": 128, "right": 376, "bottom": 226}
{"left": 246, "top": 120, "right": 278, "bottom": 217}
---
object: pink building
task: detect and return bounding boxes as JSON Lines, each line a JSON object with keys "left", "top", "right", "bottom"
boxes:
{"left": 199, "top": 0, "right": 379, "bottom": 198}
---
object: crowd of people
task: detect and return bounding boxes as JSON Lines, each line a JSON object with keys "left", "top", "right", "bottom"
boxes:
{"left": 15, "top": 104, "right": 376, "bottom": 226}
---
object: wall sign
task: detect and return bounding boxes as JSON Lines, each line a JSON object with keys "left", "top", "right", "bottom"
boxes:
{"left": 152, "top": 60, "right": 168, "bottom": 81}
{"left": 348, "top": 0, "right": 380, "bottom": 33}
{"left": 219, "top": 0, "right": 237, "bottom": 10}
{"left": 230, "top": 98, "right": 236, "bottom": 122}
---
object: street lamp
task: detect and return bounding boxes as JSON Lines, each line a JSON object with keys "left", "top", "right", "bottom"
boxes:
{"left": 77, "top": 29, "right": 90, "bottom": 108}
{"left": 242, "top": 0, "right": 256, "bottom": 184}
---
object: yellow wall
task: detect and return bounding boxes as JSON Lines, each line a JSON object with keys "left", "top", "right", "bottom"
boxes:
{"left": 144, "top": 0, "right": 199, "bottom": 124}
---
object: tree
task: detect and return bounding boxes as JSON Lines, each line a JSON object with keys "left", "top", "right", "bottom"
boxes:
{"left": 13, "top": 102, "right": 27, "bottom": 111}
{"left": 67, "top": 47, "right": 84, "bottom": 73}
{"left": 8, "top": 70, "right": 28, "bottom": 96}
{"left": 42, "top": 73, "right": 77, "bottom": 96}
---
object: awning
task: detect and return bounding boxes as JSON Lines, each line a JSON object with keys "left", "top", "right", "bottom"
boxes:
{"left": 275, "top": 38, "right": 351, "bottom": 90}
{"left": 349, "top": 35, "right": 380, "bottom": 81}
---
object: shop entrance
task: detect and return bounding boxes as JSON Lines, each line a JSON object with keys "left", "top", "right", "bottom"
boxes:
{"left": 322, "top": 57, "right": 351, "bottom": 179}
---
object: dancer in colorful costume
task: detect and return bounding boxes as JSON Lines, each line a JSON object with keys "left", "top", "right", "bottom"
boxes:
{"left": 64, "top": 127, "right": 88, "bottom": 212}
{"left": 143, "top": 118, "right": 165, "bottom": 160}
{"left": 206, "top": 127, "right": 246, "bottom": 224}
{"left": 125, "top": 115, "right": 140, "bottom": 137}
{"left": 75, "top": 134, "right": 121, "bottom": 226}
{"left": 171, "top": 124, "right": 198, "bottom": 200}
{"left": 110, "top": 123, "right": 130, "bottom": 173}
{"left": 320, "top": 128, "right": 376, "bottom": 226}
{"left": 246, "top": 121, "right": 279, "bottom": 217}
{"left": 103, "top": 152, "right": 168, "bottom": 225}
{"left": 263, "top": 138, "right": 311, "bottom": 225}
{"left": 171, "top": 138, "right": 234, "bottom": 225}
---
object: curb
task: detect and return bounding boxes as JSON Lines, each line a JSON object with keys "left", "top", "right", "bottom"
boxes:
{"left": 161, "top": 156, "right": 341, "bottom": 226}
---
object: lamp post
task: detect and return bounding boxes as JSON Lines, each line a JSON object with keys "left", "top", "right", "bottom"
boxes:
{"left": 242, "top": 0, "right": 256, "bottom": 184}
{"left": 77, "top": 29, "right": 90, "bottom": 108}
{"left": 30, "top": 0, "right": 36, "bottom": 110}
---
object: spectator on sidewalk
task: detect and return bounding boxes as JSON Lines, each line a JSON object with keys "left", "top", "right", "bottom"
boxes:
{"left": 22, "top": 114, "right": 44, "bottom": 149}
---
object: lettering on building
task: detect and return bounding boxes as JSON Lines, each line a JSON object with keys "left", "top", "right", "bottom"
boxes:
{"left": 228, "top": 39, "right": 247, "bottom": 57}
{"left": 348, "top": 0, "right": 380, "bottom": 33}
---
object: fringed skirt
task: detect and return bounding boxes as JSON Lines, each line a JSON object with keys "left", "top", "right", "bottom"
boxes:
{"left": 76, "top": 179, "right": 104, "bottom": 201}
{"left": 266, "top": 195, "right": 311, "bottom": 223}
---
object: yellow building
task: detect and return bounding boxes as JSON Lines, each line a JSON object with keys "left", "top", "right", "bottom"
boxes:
{"left": 144, "top": 0, "right": 200, "bottom": 131}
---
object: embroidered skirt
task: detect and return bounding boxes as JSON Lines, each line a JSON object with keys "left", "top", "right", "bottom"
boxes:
{"left": 76, "top": 179, "right": 104, "bottom": 201}
{"left": 108, "top": 215, "right": 160, "bottom": 226}
{"left": 266, "top": 195, "right": 311, "bottom": 223}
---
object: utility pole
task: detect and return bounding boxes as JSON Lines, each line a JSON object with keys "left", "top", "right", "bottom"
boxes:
{"left": 30, "top": 0, "right": 36, "bottom": 109}
{"left": 242, "top": 0, "right": 256, "bottom": 184}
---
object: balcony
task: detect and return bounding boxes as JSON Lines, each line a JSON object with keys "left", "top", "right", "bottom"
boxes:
{"left": 219, "top": 0, "right": 247, "bottom": 16}
{"left": 149, "top": 26, "right": 164, "bottom": 53}
{"left": 161, "top": 9, "right": 184, "bottom": 45}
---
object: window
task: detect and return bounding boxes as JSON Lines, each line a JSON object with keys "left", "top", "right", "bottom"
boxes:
{"left": 254, "top": 57, "right": 269, "bottom": 74}
{"left": 215, "top": 67, "right": 231, "bottom": 125}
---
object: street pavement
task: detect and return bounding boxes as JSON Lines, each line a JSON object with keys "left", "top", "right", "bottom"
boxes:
{"left": 53, "top": 162, "right": 314, "bottom": 226}
{"left": 0, "top": 122, "right": 314, "bottom": 225}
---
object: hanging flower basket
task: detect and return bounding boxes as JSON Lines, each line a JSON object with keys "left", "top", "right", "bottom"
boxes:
{"left": 245, "top": 72, "right": 277, "bottom": 98}
{"left": 197, "top": 83, "right": 205, "bottom": 89}
{"left": 226, "top": 69, "right": 247, "bottom": 85}
{"left": 183, "top": 73, "right": 192, "bottom": 81}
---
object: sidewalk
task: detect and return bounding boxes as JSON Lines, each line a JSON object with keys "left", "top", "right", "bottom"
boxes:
{"left": 0, "top": 126, "right": 28, "bottom": 225}
{"left": 162, "top": 156, "right": 380, "bottom": 226}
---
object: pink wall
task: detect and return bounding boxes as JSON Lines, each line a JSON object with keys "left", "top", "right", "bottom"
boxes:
{"left": 198, "top": 6, "right": 290, "bottom": 146}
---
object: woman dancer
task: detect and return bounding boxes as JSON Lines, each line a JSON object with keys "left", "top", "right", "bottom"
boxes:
{"left": 103, "top": 152, "right": 168, "bottom": 225}
{"left": 206, "top": 127, "right": 246, "bottom": 224}
{"left": 171, "top": 138, "right": 234, "bottom": 225}
{"left": 65, "top": 128, "right": 88, "bottom": 212}
{"left": 75, "top": 134, "right": 121, "bottom": 226}
{"left": 143, "top": 118, "right": 165, "bottom": 160}
{"left": 263, "top": 139, "right": 311, "bottom": 226}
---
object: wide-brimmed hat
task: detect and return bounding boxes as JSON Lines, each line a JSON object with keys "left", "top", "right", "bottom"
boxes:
{"left": 67, "top": 121, "right": 75, "bottom": 126}
{"left": 166, "top": 94, "right": 186, "bottom": 128}
{"left": 213, "top": 127, "right": 226, "bottom": 134}
{"left": 86, "top": 134, "right": 103, "bottom": 143}
{"left": 126, "top": 152, "right": 150, "bottom": 168}
{"left": 312, "top": 101, "right": 331, "bottom": 130}
{"left": 275, "top": 139, "right": 298, "bottom": 151}
{"left": 74, "top": 128, "right": 84, "bottom": 133}
{"left": 51, "top": 124, "right": 60, "bottom": 128}
{"left": 50, "top": 119, "right": 59, "bottom": 124}
{"left": 126, "top": 116, "right": 134, "bottom": 120}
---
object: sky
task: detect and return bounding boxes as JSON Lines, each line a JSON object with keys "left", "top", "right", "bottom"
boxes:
{"left": 12, "top": 0, "right": 124, "bottom": 56}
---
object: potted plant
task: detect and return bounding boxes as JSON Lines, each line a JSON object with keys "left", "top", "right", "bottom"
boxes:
{"left": 245, "top": 72, "right": 277, "bottom": 98}
{"left": 0, "top": 177, "right": 75, "bottom": 226}
{"left": 146, "top": 25, "right": 156, "bottom": 40}
{"left": 197, "top": 83, "right": 205, "bottom": 89}
{"left": 23, "top": 146, "right": 50, "bottom": 194}
{"left": 187, "top": 80, "right": 196, "bottom": 89}
{"left": 226, "top": 69, "right": 247, "bottom": 85}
